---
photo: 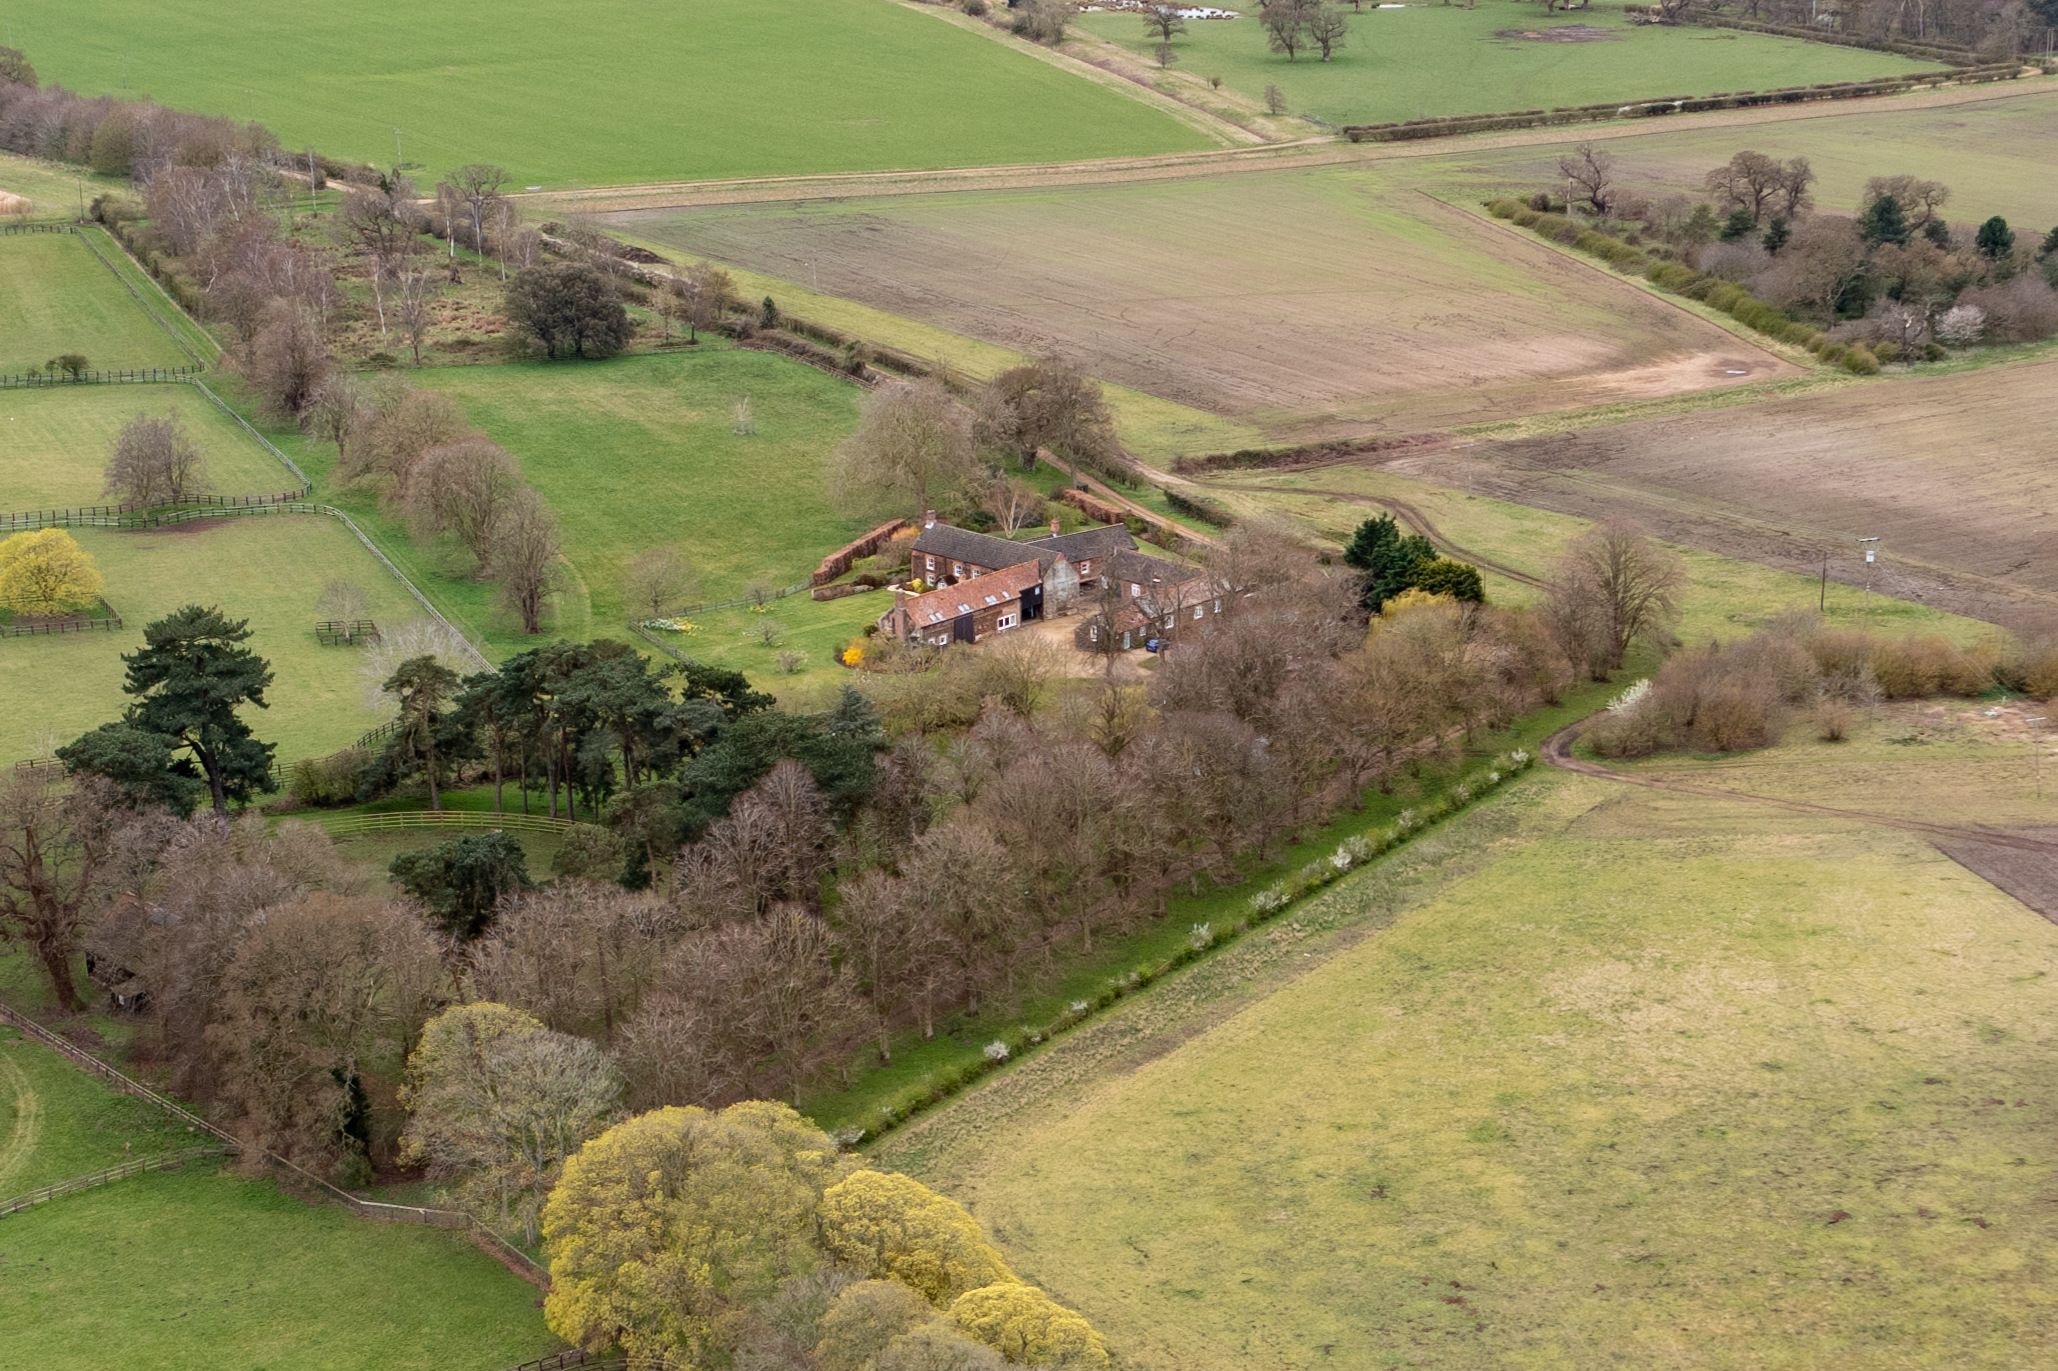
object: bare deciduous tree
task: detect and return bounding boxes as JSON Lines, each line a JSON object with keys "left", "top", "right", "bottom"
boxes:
{"left": 1558, "top": 143, "right": 1617, "bottom": 217}
{"left": 624, "top": 547, "right": 697, "bottom": 621}
{"left": 830, "top": 377, "right": 981, "bottom": 517}
{"left": 676, "top": 261, "right": 736, "bottom": 342}
{"left": 488, "top": 488, "right": 561, "bottom": 635}
{"left": 393, "top": 263, "right": 441, "bottom": 365}
{"left": 441, "top": 162, "right": 508, "bottom": 256}
{"left": 0, "top": 773, "right": 118, "bottom": 1013}
{"left": 1546, "top": 522, "right": 1685, "bottom": 676}
{"left": 1143, "top": 4, "right": 1189, "bottom": 40}
{"left": 104, "top": 413, "right": 208, "bottom": 507}
{"left": 1307, "top": 4, "right": 1349, "bottom": 60}
{"left": 405, "top": 438, "right": 524, "bottom": 571}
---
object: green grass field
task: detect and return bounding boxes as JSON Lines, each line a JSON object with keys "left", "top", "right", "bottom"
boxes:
{"left": 0, "top": 231, "right": 194, "bottom": 376}
{"left": 0, "top": 384, "right": 297, "bottom": 511}
{"left": 418, "top": 348, "right": 866, "bottom": 621}
{"left": 0, "top": 151, "right": 119, "bottom": 222}
{"left": 1079, "top": 1, "right": 1934, "bottom": 129}
{"left": 0, "top": 517, "right": 431, "bottom": 766}
{"left": 883, "top": 712, "right": 2058, "bottom": 1368}
{"left": 0, "top": 1028, "right": 194, "bottom": 1196}
{"left": 3, "top": 0, "right": 1210, "bottom": 187}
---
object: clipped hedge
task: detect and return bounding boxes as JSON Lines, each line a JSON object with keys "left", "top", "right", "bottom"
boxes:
{"left": 1346, "top": 64, "right": 2023, "bottom": 142}
{"left": 850, "top": 749, "right": 1538, "bottom": 1146}
{"left": 1486, "top": 200, "right": 1843, "bottom": 362}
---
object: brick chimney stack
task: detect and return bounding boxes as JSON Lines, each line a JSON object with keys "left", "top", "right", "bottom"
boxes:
{"left": 1049, "top": 517, "right": 1061, "bottom": 537}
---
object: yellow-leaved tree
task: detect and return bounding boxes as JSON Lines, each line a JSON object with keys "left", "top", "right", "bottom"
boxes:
{"left": 0, "top": 528, "right": 105, "bottom": 616}
{"left": 819, "top": 1169, "right": 1014, "bottom": 1305}
{"left": 540, "top": 1101, "right": 853, "bottom": 1365}
{"left": 950, "top": 1281, "right": 1111, "bottom": 1369}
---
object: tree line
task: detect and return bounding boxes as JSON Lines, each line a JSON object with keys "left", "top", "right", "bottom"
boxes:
{"left": 1548, "top": 143, "right": 2058, "bottom": 361}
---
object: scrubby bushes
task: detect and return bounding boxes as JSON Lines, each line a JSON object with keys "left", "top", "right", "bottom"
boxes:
{"left": 1588, "top": 616, "right": 2005, "bottom": 758}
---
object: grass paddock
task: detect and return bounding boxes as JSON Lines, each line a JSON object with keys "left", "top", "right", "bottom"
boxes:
{"left": 0, "top": 516, "right": 433, "bottom": 767}
{"left": 0, "top": 384, "right": 297, "bottom": 512}
{"left": 0, "top": 231, "right": 193, "bottom": 376}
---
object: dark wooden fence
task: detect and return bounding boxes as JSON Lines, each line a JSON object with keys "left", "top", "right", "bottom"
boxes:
{"left": 314, "top": 618, "right": 382, "bottom": 645}
{"left": 0, "top": 1145, "right": 230, "bottom": 1218}
{"left": 0, "top": 365, "right": 203, "bottom": 389}
{"left": 0, "top": 489, "right": 310, "bottom": 534}
{"left": 0, "top": 1000, "right": 549, "bottom": 1286}
{"left": 0, "top": 598, "right": 123, "bottom": 638}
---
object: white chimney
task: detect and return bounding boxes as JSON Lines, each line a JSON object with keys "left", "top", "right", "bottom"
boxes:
{"left": 923, "top": 509, "right": 937, "bottom": 529}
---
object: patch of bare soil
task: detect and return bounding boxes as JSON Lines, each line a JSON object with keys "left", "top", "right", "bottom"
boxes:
{"left": 1934, "top": 829, "right": 2058, "bottom": 924}
{"left": 1582, "top": 350, "right": 1783, "bottom": 400}
{"left": 1495, "top": 25, "right": 1618, "bottom": 41}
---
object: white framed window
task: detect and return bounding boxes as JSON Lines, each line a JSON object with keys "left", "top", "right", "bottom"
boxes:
{"left": 1080, "top": 560, "right": 1092, "bottom": 575}
{"left": 1088, "top": 624, "right": 1100, "bottom": 642}
{"left": 1192, "top": 605, "right": 1205, "bottom": 621}
{"left": 996, "top": 613, "right": 1018, "bottom": 631}
{"left": 1129, "top": 583, "right": 1142, "bottom": 597}
{"left": 924, "top": 555, "right": 936, "bottom": 575}
{"left": 1213, "top": 599, "right": 1222, "bottom": 613}
{"left": 953, "top": 562, "right": 966, "bottom": 579}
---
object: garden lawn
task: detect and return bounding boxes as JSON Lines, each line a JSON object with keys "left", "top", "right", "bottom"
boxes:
{"left": 3, "top": 0, "right": 1210, "bottom": 188}
{"left": 0, "top": 230, "right": 193, "bottom": 376}
{"left": 641, "top": 590, "right": 885, "bottom": 708}
{"left": 420, "top": 348, "right": 867, "bottom": 623}
{"left": 882, "top": 721, "right": 2058, "bottom": 1369}
{"left": 0, "top": 517, "right": 428, "bottom": 767}
{"left": 1078, "top": 2, "right": 1934, "bottom": 130}
{"left": 0, "top": 1027, "right": 193, "bottom": 1197}
{"left": 0, "top": 384, "right": 296, "bottom": 512}
{"left": 0, "top": 1168, "right": 558, "bottom": 1370}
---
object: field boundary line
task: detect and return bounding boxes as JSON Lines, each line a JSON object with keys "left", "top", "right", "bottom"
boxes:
{"left": 0, "top": 1144, "right": 230, "bottom": 1218}
{"left": 188, "top": 377, "right": 314, "bottom": 486}
{"left": 67, "top": 224, "right": 215, "bottom": 369}
{"left": 0, "top": 999, "right": 552, "bottom": 1288}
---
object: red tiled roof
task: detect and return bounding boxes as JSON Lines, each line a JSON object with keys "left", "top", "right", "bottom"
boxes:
{"left": 895, "top": 560, "right": 1042, "bottom": 629}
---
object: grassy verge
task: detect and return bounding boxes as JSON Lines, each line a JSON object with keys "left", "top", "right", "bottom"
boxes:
{"left": 804, "top": 676, "right": 1613, "bottom": 1138}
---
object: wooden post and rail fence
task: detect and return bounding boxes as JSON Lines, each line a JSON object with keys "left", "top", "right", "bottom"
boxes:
{"left": 0, "top": 1000, "right": 549, "bottom": 1288}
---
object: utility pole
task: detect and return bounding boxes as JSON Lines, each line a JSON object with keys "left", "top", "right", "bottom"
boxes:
{"left": 1819, "top": 554, "right": 1828, "bottom": 613}
{"left": 1857, "top": 536, "right": 1880, "bottom": 620}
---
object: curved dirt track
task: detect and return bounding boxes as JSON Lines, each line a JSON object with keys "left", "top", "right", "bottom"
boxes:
{"left": 1542, "top": 720, "right": 2058, "bottom": 855}
{"left": 1200, "top": 478, "right": 1552, "bottom": 590}
{"left": 537, "top": 78, "right": 2055, "bottom": 212}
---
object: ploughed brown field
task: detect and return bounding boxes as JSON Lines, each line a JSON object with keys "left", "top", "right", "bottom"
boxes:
{"left": 1381, "top": 357, "right": 2058, "bottom": 626}
{"left": 610, "top": 166, "right": 1789, "bottom": 446}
